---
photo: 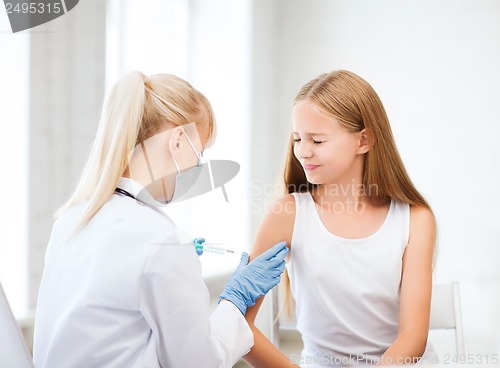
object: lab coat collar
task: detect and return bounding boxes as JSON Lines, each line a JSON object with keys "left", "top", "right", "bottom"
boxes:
{"left": 116, "top": 177, "right": 165, "bottom": 208}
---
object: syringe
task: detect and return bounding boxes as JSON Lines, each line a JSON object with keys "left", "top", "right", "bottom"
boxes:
{"left": 196, "top": 242, "right": 235, "bottom": 255}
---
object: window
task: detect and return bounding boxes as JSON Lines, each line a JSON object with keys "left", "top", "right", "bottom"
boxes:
{"left": 106, "top": 0, "right": 252, "bottom": 276}
{"left": 0, "top": 12, "right": 29, "bottom": 316}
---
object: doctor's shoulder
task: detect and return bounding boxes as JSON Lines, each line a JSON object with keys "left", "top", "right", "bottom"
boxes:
{"left": 250, "top": 194, "right": 296, "bottom": 259}
{"left": 104, "top": 196, "right": 177, "bottom": 244}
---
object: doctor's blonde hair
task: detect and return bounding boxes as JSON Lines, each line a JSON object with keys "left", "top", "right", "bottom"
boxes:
{"left": 57, "top": 71, "right": 216, "bottom": 230}
{"left": 280, "top": 70, "right": 435, "bottom": 318}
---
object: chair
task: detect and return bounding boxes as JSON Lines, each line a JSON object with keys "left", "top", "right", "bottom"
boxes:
{"left": 271, "top": 282, "right": 465, "bottom": 356}
{"left": 0, "top": 281, "right": 34, "bottom": 368}
{"left": 270, "top": 286, "right": 296, "bottom": 349}
{"left": 429, "top": 282, "right": 465, "bottom": 356}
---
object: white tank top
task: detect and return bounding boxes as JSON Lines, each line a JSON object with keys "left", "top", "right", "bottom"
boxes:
{"left": 287, "top": 192, "right": 410, "bottom": 366}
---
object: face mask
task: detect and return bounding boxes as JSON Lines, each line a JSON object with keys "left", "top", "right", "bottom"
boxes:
{"left": 166, "top": 138, "right": 211, "bottom": 204}
{"left": 138, "top": 131, "right": 211, "bottom": 206}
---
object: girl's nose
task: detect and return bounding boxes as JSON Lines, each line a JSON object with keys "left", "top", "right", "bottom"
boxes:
{"left": 295, "top": 141, "right": 313, "bottom": 159}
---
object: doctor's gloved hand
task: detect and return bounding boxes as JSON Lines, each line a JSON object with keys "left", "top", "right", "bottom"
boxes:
{"left": 219, "top": 241, "right": 289, "bottom": 315}
{"left": 193, "top": 237, "right": 205, "bottom": 256}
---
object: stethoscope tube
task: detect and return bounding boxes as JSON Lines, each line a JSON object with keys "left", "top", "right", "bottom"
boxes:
{"left": 114, "top": 188, "right": 136, "bottom": 200}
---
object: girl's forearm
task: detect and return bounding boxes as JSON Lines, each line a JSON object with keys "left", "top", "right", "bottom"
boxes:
{"left": 243, "top": 324, "right": 299, "bottom": 368}
{"left": 377, "top": 332, "right": 427, "bottom": 365}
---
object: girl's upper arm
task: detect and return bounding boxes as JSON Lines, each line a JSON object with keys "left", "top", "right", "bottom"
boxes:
{"left": 249, "top": 194, "right": 296, "bottom": 261}
{"left": 245, "top": 194, "right": 296, "bottom": 322}
{"left": 398, "top": 205, "right": 436, "bottom": 344}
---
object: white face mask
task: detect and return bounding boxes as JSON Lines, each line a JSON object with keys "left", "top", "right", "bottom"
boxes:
{"left": 138, "top": 131, "right": 211, "bottom": 205}
{"left": 166, "top": 133, "right": 210, "bottom": 204}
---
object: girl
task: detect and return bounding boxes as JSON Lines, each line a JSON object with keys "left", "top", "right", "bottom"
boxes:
{"left": 244, "top": 70, "right": 436, "bottom": 367}
{"left": 32, "top": 71, "right": 289, "bottom": 368}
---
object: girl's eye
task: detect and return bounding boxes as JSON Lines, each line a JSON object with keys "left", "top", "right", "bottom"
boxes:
{"left": 293, "top": 138, "right": 301, "bottom": 143}
{"left": 313, "top": 140, "right": 323, "bottom": 144}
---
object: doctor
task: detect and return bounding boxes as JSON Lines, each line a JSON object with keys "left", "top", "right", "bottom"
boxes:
{"left": 33, "top": 71, "right": 288, "bottom": 368}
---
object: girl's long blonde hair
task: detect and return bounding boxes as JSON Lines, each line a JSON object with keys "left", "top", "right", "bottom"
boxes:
{"left": 57, "top": 71, "right": 216, "bottom": 231}
{"left": 280, "top": 70, "right": 434, "bottom": 318}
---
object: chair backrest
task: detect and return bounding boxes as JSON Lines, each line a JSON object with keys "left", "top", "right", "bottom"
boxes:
{"left": 270, "top": 286, "right": 295, "bottom": 347}
{"left": 0, "top": 282, "right": 34, "bottom": 368}
{"left": 271, "top": 282, "right": 465, "bottom": 356}
{"left": 429, "top": 282, "right": 465, "bottom": 356}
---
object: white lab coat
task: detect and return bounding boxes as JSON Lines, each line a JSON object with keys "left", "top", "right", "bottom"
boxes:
{"left": 33, "top": 178, "right": 253, "bottom": 368}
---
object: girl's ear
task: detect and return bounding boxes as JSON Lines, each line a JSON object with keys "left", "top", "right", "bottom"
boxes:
{"left": 168, "top": 126, "right": 185, "bottom": 158}
{"left": 358, "top": 128, "right": 371, "bottom": 154}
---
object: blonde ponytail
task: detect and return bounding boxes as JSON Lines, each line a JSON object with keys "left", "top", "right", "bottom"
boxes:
{"left": 56, "top": 71, "right": 216, "bottom": 232}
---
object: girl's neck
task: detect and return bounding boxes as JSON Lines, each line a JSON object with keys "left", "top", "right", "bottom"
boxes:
{"left": 311, "top": 159, "right": 385, "bottom": 212}
{"left": 312, "top": 179, "right": 389, "bottom": 211}
{"left": 313, "top": 178, "right": 368, "bottom": 209}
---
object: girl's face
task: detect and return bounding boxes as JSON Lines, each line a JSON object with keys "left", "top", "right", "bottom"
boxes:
{"left": 292, "top": 100, "right": 364, "bottom": 185}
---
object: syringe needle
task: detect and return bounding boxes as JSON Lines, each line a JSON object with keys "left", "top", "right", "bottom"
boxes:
{"left": 201, "top": 243, "right": 235, "bottom": 254}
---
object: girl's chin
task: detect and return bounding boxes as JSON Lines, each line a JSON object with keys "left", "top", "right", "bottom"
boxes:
{"left": 304, "top": 174, "right": 323, "bottom": 185}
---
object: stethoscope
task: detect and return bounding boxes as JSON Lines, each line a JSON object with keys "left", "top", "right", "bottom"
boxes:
{"left": 114, "top": 187, "right": 136, "bottom": 200}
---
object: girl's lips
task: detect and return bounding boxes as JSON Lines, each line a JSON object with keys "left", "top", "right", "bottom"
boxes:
{"left": 304, "top": 164, "right": 320, "bottom": 171}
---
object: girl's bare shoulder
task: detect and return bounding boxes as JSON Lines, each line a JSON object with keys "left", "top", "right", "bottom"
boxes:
{"left": 409, "top": 204, "right": 435, "bottom": 232}
{"left": 251, "top": 194, "right": 296, "bottom": 257}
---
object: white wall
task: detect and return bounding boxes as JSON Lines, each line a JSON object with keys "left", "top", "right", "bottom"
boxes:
{"left": 251, "top": 0, "right": 500, "bottom": 355}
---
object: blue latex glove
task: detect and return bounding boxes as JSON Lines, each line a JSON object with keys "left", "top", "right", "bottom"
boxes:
{"left": 193, "top": 237, "right": 205, "bottom": 256}
{"left": 219, "top": 241, "right": 289, "bottom": 315}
